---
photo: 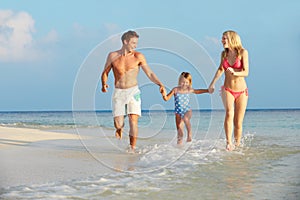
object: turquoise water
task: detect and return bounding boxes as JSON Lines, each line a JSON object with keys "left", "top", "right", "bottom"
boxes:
{"left": 0, "top": 110, "right": 299, "bottom": 199}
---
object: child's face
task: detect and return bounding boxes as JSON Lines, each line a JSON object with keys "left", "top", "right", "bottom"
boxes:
{"left": 179, "top": 77, "right": 190, "bottom": 88}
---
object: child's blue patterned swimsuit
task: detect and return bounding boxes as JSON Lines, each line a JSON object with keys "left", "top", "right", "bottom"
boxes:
{"left": 174, "top": 93, "right": 191, "bottom": 118}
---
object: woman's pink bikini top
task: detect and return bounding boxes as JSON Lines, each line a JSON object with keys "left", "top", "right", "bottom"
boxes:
{"left": 223, "top": 57, "right": 243, "bottom": 70}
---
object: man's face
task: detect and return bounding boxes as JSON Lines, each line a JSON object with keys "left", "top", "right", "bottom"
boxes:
{"left": 125, "top": 37, "right": 138, "bottom": 51}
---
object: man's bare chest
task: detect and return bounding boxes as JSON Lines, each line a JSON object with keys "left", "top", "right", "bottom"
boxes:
{"left": 112, "top": 56, "right": 140, "bottom": 71}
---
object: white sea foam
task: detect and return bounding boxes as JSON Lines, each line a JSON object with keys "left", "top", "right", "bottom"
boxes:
{"left": 1, "top": 136, "right": 256, "bottom": 200}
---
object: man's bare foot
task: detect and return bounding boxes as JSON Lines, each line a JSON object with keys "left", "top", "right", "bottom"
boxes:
{"left": 186, "top": 137, "right": 192, "bottom": 142}
{"left": 177, "top": 137, "right": 183, "bottom": 145}
{"left": 127, "top": 146, "right": 136, "bottom": 154}
{"left": 115, "top": 129, "right": 122, "bottom": 139}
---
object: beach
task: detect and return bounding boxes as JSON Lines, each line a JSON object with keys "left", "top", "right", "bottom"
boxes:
{"left": 0, "top": 126, "right": 112, "bottom": 188}
{"left": 0, "top": 110, "right": 299, "bottom": 199}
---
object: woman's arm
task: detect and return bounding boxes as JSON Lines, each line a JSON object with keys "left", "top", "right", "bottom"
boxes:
{"left": 229, "top": 49, "right": 249, "bottom": 77}
{"left": 208, "top": 53, "right": 225, "bottom": 93}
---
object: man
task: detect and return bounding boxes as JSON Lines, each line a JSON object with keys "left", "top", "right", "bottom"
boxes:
{"left": 101, "top": 30, "right": 165, "bottom": 151}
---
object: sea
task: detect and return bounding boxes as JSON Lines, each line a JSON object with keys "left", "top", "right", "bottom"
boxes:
{"left": 0, "top": 109, "right": 299, "bottom": 200}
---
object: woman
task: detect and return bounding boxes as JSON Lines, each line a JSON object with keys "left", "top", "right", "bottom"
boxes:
{"left": 208, "top": 30, "right": 249, "bottom": 151}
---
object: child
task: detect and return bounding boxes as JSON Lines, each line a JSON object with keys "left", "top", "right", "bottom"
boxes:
{"left": 162, "top": 72, "right": 209, "bottom": 145}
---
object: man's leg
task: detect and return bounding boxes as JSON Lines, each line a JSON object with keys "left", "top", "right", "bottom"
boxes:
{"left": 128, "top": 114, "right": 139, "bottom": 149}
{"left": 114, "top": 116, "right": 125, "bottom": 139}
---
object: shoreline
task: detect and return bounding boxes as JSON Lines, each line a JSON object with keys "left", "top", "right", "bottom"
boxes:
{"left": 0, "top": 126, "right": 136, "bottom": 188}
{"left": 0, "top": 108, "right": 299, "bottom": 113}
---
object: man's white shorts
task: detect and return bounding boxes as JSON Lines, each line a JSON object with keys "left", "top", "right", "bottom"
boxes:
{"left": 112, "top": 85, "right": 141, "bottom": 117}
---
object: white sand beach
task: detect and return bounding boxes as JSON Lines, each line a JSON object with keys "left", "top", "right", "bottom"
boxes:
{"left": 0, "top": 126, "right": 118, "bottom": 188}
{"left": 0, "top": 126, "right": 79, "bottom": 148}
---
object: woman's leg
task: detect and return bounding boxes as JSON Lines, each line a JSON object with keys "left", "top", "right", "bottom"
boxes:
{"left": 234, "top": 92, "right": 248, "bottom": 146}
{"left": 221, "top": 88, "right": 235, "bottom": 150}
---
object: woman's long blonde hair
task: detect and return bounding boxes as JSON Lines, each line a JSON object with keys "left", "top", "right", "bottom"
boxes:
{"left": 222, "top": 30, "right": 244, "bottom": 59}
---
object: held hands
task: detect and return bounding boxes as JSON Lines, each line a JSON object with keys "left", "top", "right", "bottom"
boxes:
{"left": 160, "top": 85, "right": 167, "bottom": 101}
{"left": 102, "top": 84, "right": 109, "bottom": 92}
{"left": 208, "top": 85, "right": 215, "bottom": 94}
{"left": 159, "top": 85, "right": 166, "bottom": 94}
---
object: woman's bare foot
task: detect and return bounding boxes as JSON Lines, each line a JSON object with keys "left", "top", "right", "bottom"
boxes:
{"left": 226, "top": 143, "right": 235, "bottom": 151}
{"left": 234, "top": 139, "right": 241, "bottom": 147}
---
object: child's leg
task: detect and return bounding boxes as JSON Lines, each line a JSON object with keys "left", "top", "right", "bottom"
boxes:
{"left": 183, "top": 110, "right": 192, "bottom": 142}
{"left": 175, "top": 114, "right": 184, "bottom": 145}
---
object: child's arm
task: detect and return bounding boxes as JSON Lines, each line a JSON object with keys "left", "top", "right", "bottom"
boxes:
{"left": 162, "top": 88, "right": 175, "bottom": 101}
{"left": 193, "top": 88, "right": 209, "bottom": 94}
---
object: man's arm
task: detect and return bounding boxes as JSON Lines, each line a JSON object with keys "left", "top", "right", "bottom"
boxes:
{"left": 138, "top": 53, "right": 165, "bottom": 93}
{"left": 101, "top": 53, "right": 113, "bottom": 93}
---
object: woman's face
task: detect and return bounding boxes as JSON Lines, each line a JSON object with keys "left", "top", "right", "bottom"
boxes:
{"left": 222, "top": 34, "right": 229, "bottom": 48}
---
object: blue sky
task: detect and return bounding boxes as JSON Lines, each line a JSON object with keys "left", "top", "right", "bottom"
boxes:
{"left": 1, "top": 0, "right": 299, "bottom": 111}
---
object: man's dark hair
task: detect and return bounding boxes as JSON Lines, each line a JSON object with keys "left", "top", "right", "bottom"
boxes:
{"left": 121, "top": 30, "right": 139, "bottom": 43}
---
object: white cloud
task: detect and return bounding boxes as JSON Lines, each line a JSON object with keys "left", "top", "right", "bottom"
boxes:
{"left": 104, "top": 23, "right": 120, "bottom": 35}
{"left": 204, "top": 36, "right": 219, "bottom": 46}
{"left": 0, "top": 10, "right": 57, "bottom": 62}
{"left": 72, "top": 22, "right": 85, "bottom": 37}
{"left": 41, "top": 29, "right": 58, "bottom": 44}
{"left": 200, "top": 36, "right": 222, "bottom": 63}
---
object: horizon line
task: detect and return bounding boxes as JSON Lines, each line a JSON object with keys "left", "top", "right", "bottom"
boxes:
{"left": 0, "top": 108, "right": 300, "bottom": 113}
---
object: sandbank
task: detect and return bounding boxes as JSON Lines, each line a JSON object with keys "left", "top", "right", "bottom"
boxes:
{"left": 0, "top": 126, "right": 139, "bottom": 188}
{"left": 0, "top": 126, "right": 79, "bottom": 148}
